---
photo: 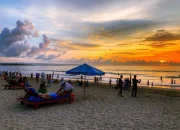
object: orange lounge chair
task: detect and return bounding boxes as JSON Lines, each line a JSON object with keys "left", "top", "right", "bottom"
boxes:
{"left": 17, "top": 88, "right": 75, "bottom": 109}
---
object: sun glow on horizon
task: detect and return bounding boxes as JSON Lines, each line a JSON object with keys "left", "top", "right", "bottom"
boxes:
{"left": 160, "top": 60, "right": 167, "bottom": 63}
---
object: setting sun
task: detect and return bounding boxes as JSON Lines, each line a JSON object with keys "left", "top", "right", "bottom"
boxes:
{"left": 160, "top": 60, "right": 167, "bottom": 63}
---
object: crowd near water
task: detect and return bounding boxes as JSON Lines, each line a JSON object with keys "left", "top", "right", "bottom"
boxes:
{"left": 0, "top": 65, "right": 180, "bottom": 89}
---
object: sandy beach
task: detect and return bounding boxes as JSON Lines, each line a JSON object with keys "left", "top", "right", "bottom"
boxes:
{"left": 0, "top": 77, "right": 180, "bottom": 130}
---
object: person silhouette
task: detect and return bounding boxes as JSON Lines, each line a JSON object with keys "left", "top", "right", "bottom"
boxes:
{"left": 147, "top": 80, "right": 149, "bottom": 87}
{"left": 118, "top": 75, "right": 123, "bottom": 97}
{"left": 160, "top": 76, "right": 163, "bottom": 82}
{"left": 131, "top": 75, "right": 141, "bottom": 97}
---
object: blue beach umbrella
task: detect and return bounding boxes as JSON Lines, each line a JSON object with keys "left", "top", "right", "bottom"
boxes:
{"left": 66, "top": 63, "right": 105, "bottom": 76}
{"left": 66, "top": 63, "right": 105, "bottom": 96}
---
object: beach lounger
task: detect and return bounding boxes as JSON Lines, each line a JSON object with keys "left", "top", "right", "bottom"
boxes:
{"left": 17, "top": 88, "right": 76, "bottom": 109}
{"left": 3, "top": 79, "right": 31, "bottom": 89}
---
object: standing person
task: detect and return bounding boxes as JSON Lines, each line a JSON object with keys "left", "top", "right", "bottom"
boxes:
{"left": 9, "top": 71, "right": 12, "bottom": 77}
{"left": 147, "top": 80, "right": 149, "bottom": 87}
{"left": 61, "top": 77, "right": 64, "bottom": 81}
{"left": 48, "top": 74, "right": 52, "bottom": 87}
{"left": 23, "top": 76, "right": 27, "bottom": 83}
{"left": 46, "top": 74, "right": 49, "bottom": 81}
{"left": 131, "top": 75, "right": 141, "bottom": 97}
{"left": 126, "top": 78, "right": 130, "bottom": 90}
{"left": 57, "top": 74, "right": 59, "bottom": 79}
{"left": 151, "top": 82, "right": 154, "bottom": 87}
{"left": 85, "top": 80, "right": 89, "bottom": 87}
{"left": 36, "top": 73, "right": 39, "bottom": 83}
{"left": 68, "top": 79, "right": 71, "bottom": 84}
{"left": 130, "top": 73, "right": 132, "bottom": 87}
{"left": 38, "top": 72, "right": 47, "bottom": 94}
{"left": 171, "top": 78, "right": 174, "bottom": 85}
{"left": 174, "top": 80, "right": 176, "bottom": 84}
{"left": 18, "top": 75, "right": 23, "bottom": 84}
{"left": 160, "top": 76, "right": 163, "bottom": 82}
{"left": 31, "top": 73, "right": 33, "bottom": 79}
{"left": 109, "top": 79, "right": 112, "bottom": 87}
{"left": 118, "top": 75, "right": 123, "bottom": 97}
{"left": 116, "top": 78, "right": 119, "bottom": 88}
{"left": 100, "top": 76, "right": 102, "bottom": 81}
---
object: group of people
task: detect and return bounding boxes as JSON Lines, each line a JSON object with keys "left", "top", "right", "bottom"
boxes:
{"left": 117, "top": 75, "right": 141, "bottom": 97}
{"left": 115, "top": 78, "right": 131, "bottom": 89}
{"left": 17, "top": 76, "right": 29, "bottom": 85}
{"left": 1, "top": 71, "right": 21, "bottom": 79}
{"left": 94, "top": 76, "right": 102, "bottom": 83}
{"left": 36, "top": 72, "right": 74, "bottom": 99}
{"left": 76, "top": 79, "right": 89, "bottom": 87}
{"left": 171, "top": 78, "right": 176, "bottom": 85}
{"left": 147, "top": 80, "right": 154, "bottom": 87}
{"left": 2, "top": 71, "right": 31, "bottom": 86}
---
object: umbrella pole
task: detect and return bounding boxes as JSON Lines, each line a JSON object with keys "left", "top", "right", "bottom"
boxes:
{"left": 84, "top": 75, "right": 86, "bottom": 97}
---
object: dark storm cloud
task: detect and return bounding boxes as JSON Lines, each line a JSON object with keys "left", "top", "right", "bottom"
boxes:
{"left": 149, "top": 42, "right": 177, "bottom": 48}
{"left": 1, "top": 41, "right": 30, "bottom": 57}
{"left": 145, "top": 30, "right": 180, "bottom": 42}
{"left": 69, "top": 43, "right": 100, "bottom": 48}
{"left": 87, "top": 19, "right": 162, "bottom": 40}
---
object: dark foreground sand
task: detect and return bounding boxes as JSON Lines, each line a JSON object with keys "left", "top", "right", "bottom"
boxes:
{"left": 0, "top": 77, "right": 180, "bottom": 130}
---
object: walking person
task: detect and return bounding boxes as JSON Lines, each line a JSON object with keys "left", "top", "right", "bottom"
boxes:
{"left": 131, "top": 75, "right": 141, "bottom": 97}
{"left": 118, "top": 75, "right": 123, "bottom": 97}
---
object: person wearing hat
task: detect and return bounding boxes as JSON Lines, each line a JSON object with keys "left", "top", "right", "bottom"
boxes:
{"left": 56, "top": 81, "right": 73, "bottom": 96}
{"left": 38, "top": 72, "right": 47, "bottom": 94}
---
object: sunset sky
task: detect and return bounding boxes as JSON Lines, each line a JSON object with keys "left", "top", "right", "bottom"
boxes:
{"left": 0, "top": 0, "right": 180, "bottom": 65}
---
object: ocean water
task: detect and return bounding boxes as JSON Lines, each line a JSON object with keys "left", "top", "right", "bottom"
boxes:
{"left": 0, "top": 65, "right": 180, "bottom": 88}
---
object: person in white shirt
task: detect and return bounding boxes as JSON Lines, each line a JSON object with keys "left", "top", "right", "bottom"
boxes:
{"left": 56, "top": 81, "right": 73, "bottom": 95}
